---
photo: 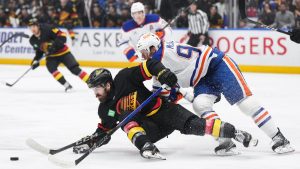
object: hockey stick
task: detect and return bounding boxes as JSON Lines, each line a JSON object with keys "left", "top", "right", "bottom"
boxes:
{"left": 238, "top": 0, "right": 291, "bottom": 35}
{"left": 28, "top": 85, "right": 166, "bottom": 167}
{"left": 5, "top": 66, "right": 32, "bottom": 87}
{"left": 161, "top": 0, "right": 198, "bottom": 30}
{"left": 5, "top": 56, "right": 45, "bottom": 87}
{"left": 0, "top": 32, "right": 30, "bottom": 48}
{"left": 49, "top": 84, "right": 167, "bottom": 167}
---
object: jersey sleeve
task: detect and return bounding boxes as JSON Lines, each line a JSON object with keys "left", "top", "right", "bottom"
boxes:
{"left": 97, "top": 103, "right": 118, "bottom": 131}
{"left": 118, "top": 28, "right": 137, "bottom": 62}
{"left": 29, "top": 37, "right": 44, "bottom": 61}
{"left": 157, "top": 17, "right": 173, "bottom": 42}
{"left": 49, "top": 26, "right": 67, "bottom": 50}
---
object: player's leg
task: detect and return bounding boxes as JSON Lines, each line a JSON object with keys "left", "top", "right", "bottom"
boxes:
{"left": 46, "top": 57, "right": 72, "bottom": 91}
{"left": 61, "top": 52, "right": 89, "bottom": 83}
{"left": 219, "top": 55, "right": 294, "bottom": 153}
{"left": 193, "top": 74, "right": 238, "bottom": 155}
{"left": 120, "top": 111, "right": 164, "bottom": 159}
{"left": 151, "top": 102, "right": 256, "bottom": 148}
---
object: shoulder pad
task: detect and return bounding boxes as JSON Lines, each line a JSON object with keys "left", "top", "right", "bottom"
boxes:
{"left": 144, "top": 14, "right": 160, "bottom": 24}
{"left": 122, "top": 19, "right": 139, "bottom": 32}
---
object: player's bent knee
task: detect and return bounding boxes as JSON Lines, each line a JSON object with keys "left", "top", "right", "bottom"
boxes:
{"left": 182, "top": 116, "right": 206, "bottom": 136}
{"left": 193, "top": 94, "right": 217, "bottom": 116}
{"left": 237, "top": 96, "right": 262, "bottom": 117}
{"left": 69, "top": 65, "right": 81, "bottom": 75}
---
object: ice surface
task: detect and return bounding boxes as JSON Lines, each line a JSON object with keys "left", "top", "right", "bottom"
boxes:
{"left": 0, "top": 65, "right": 300, "bottom": 169}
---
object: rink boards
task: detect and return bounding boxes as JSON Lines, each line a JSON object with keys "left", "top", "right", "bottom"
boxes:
{"left": 1, "top": 28, "right": 300, "bottom": 73}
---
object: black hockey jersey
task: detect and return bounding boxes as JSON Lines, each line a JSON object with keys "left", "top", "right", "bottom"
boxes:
{"left": 97, "top": 59, "right": 166, "bottom": 131}
{"left": 29, "top": 24, "right": 70, "bottom": 60}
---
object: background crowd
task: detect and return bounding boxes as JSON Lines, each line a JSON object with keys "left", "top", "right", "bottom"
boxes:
{"left": 0, "top": 0, "right": 299, "bottom": 29}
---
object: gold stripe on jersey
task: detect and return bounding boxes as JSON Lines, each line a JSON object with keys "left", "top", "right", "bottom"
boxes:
{"left": 142, "top": 61, "right": 152, "bottom": 78}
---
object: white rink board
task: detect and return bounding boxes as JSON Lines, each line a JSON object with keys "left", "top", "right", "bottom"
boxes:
{"left": 0, "top": 28, "right": 300, "bottom": 66}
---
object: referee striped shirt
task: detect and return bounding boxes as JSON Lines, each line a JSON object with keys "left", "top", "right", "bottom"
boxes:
{"left": 188, "top": 10, "right": 209, "bottom": 34}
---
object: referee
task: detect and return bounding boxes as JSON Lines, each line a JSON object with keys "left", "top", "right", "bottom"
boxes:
{"left": 187, "top": 2, "right": 210, "bottom": 47}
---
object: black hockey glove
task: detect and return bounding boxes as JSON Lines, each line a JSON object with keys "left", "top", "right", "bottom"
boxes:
{"left": 157, "top": 69, "right": 177, "bottom": 87}
{"left": 73, "top": 127, "right": 111, "bottom": 154}
{"left": 31, "top": 60, "right": 39, "bottom": 70}
{"left": 290, "top": 28, "right": 300, "bottom": 44}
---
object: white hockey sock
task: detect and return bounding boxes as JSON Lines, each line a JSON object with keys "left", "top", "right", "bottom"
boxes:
{"left": 252, "top": 107, "right": 278, "bottom": 138}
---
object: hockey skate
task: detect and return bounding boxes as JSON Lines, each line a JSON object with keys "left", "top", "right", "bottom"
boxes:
{"left": 271, "top": 129, "right": 294, "bottom": 154}
{"left": 215, "top": 138, "right": 240, "bottom": 156}
{"left": 64, "top": 83, "right": 73, "bottom": 92}
{"left": 140, "top": 142, "right": 166, "bottom": 160}
{"left": 234, "top": 130, "right": 258, "bottom": 147}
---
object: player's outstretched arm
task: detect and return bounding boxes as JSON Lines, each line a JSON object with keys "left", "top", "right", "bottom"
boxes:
{"left": 290, "top": 29, "right": 300, "bottom": 44}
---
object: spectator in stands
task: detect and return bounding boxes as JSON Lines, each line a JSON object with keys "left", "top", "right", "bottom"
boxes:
{"left": 45, "top": 6, "right": 59, "bottom": 26}
{"left": 258, "top": 3, "right": 275, "bottom": 26}
{"left": 0, "top": 5, "right": 10, "bottom": 27}
{"left": 106, "top": 5, "right": 120, "bottom": 27}
{"left": 18, "top": 5, "right": 31, "bottom": 27}
{"left": 208, "top": 5, "right": 223, "bottom": 28}
{"left": 292, "top": 0, "right": 300, "bottom": 28}
{"left": 176, "top": 8, "right": 189, "bottom": 28}
{"left": 197, "top": 0, "right": 213, "bottom": 14}
{"left": 119, "top": 6, "right": 131, "bottom": 24}
{"left": 272, "top": 2, "right": 295, "bottom": 29}
{"left": 214, "top": 0, "right": 228, "bottom": 27}
{"left": 91, "top": 3, "right": 106, "bottom": 28}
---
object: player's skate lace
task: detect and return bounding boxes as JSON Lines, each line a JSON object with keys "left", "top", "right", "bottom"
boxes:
{"left": 234, "top": 130, "right": 258, "bottom": 147}
{"left": 271, "top": 128, "right": 294, "bottom": 154}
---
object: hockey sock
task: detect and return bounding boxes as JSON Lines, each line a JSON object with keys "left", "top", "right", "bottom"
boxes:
{"left": 52, "top": 70, "right": 67, "bottom": 85}
{"left": 252, "top": 107, "right": 278, "bottom": 138}
{"left": 124, "top": 121, "right": 149, "bottom": 150}
{"left": 205, "top": 119, "right": 235, "bottom": 138}
{"left": 78, "top": 70, "right": 89, "bottom": 83}
{"left": 200, "top": 111, "right": 220, "bottom": 120}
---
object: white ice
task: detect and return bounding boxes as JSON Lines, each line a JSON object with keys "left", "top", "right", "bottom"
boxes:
{"left": 0, "top": 65, "right": 300, "bottom": 169}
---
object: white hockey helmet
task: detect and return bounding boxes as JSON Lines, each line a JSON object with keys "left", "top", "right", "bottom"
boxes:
{"left": 131, "top": 2, "right": 145, "bottom": 15}
{"left": 137, "top": 33, "right": 161, "bottom": 57}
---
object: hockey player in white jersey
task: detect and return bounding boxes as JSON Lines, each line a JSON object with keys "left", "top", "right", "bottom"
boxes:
{"left": 118, "top": 2, "right": 172, "bottom": 62}
{"left": 136, "top": 33, "right": 294, "bottom": 155}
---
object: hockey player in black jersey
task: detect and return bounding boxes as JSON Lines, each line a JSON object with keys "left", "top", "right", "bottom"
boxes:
{"left": 290, "top": 28, "right": 300, "bottom": 43}
{"left": 28, "top": 18, "right": 89, "bottom": 92}
{"left": 72, "top": 59, "right": 258, "bottom": 159}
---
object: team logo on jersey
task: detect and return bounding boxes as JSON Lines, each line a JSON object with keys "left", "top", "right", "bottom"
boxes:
{"left": 116, "top": 91, "right": 140, "bottom": 114}
{"left": 108, "top": 109, "right": 115, "bottom": 117}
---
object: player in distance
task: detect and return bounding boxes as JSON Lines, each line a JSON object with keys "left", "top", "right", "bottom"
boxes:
{"left": 28, "top": 18, "right": 89, "bottom": 92}
{"left": 118, "top": 2, "right": 173, "bottom": 62}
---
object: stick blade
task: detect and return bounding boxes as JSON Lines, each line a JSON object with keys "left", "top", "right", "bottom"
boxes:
{"left": 48, "top": 155, "right": 76, "bottom": 168}
{"left": 26, "top": 138, "right": 50, "bottom": 155}
{"left": 5, "top": 82, "right": 13, "bottom": 87}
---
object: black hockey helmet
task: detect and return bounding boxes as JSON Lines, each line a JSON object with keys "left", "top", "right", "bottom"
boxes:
{"left": 28, "top": 17, "right": 39, "bottom": 26}
{"left": 87, "top": 68, "right": 113, "bottom": 88}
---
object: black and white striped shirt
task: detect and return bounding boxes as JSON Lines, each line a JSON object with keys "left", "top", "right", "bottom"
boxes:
{"left": 188, "top": 10, "right": 209, "bottom": 34}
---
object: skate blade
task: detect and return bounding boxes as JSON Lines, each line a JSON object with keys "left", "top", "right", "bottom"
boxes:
{"left": 215, "top": 147, "right": 241, "bottom": 156}
{"left": 249, "top": 138, "right": 259, "bottom": 147}
{"left": 142, "top": 151, "right": 166, "bottom": 160}
{"left": 274, "top": 144, "right": 295, "bottom": 154}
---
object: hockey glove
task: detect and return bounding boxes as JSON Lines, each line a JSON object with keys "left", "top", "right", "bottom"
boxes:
{"left": 73, "top": 127, "right": 111, "bottom": 154}
{"left": 157, "top": 69, "right": 177, "bottom": 88}
{"left": 290, "top": 28, "right": 300, "bottom": 44}
{"left": 31, "top": 60, "right": 40, "bottom": 70}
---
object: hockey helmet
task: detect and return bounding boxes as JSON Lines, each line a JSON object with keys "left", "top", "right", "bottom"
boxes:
{"left": 131, "top": 2, "right": 145, "bottom": 15}
{"left": 137, "top": 33, "right": 161, "bottom": 57}
{"left": 87, "top": 68, "right": 113, "bottom": 88}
